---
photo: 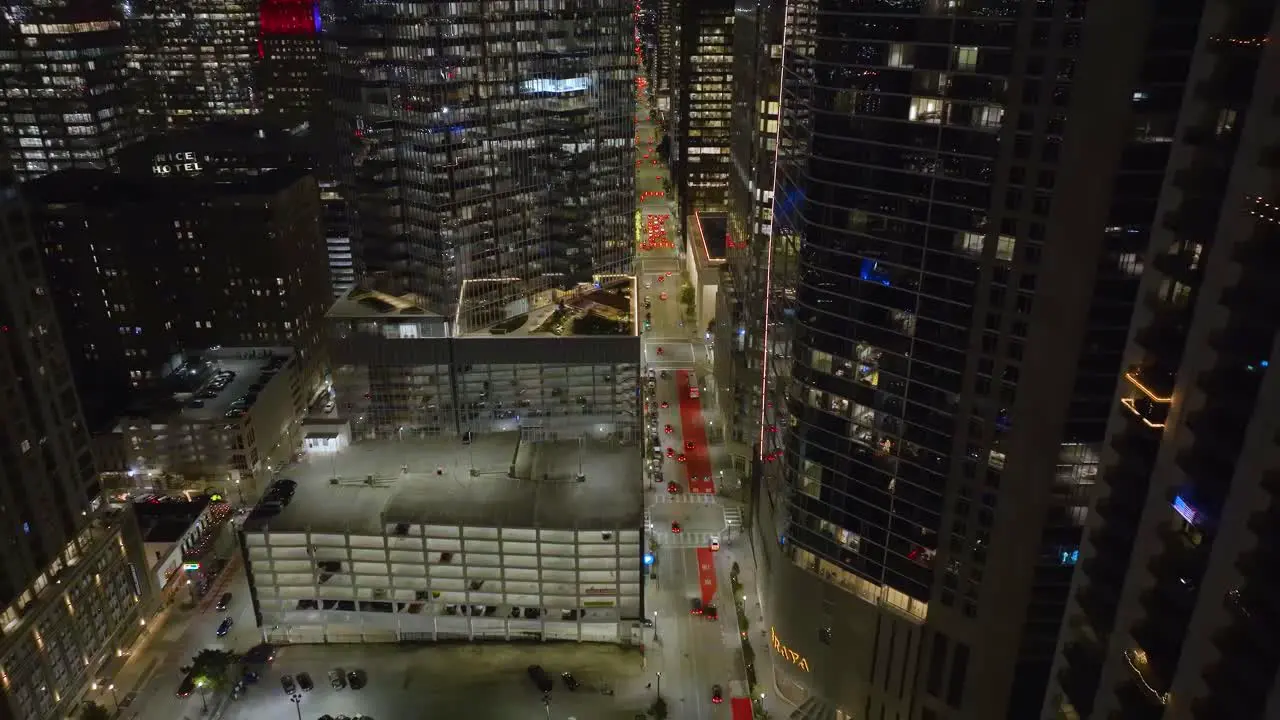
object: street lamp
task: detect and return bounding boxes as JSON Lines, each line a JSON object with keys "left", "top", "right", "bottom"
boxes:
{"left": 194, "top": 678, "right": 208, "bottom": 713}
{"left": 289, "top": 692, "right": 303, "bottom": 720}
{"left": 542, "top": 692, "right": 551, "bottom": 719}
{"left": 107, "top": 683, "right": 120, "bottom": 711}
{"left": 655, "top": 671, "right": 662, "bottom": 698}
{"left": 652, "top": 610, "right": 659, "bottom": 641}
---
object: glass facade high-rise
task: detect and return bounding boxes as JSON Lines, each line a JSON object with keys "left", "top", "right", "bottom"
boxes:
{"left": 754, "top": 0, "right": 1213, "bottom": 717}
{"left": 0, "top": 0, "right": 139, "bottom": 181}
{"left": 324, "top": 0, "right": 635, "bottom": 316}
{"left": 128, "top": 0, "right": 259, "bottom": 131}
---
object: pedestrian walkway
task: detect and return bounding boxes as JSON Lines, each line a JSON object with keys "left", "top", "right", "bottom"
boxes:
{"left": 652, "top": 530, "right": 718, "bottom": 548}
{"left": 720, "top": 540, "right": 796, "bottom": 720}
{"left": 651, "top": 492, "right": 719, "bottom": 505}
{"left": 723, "top": 506, "right": 743, "bottom": 528}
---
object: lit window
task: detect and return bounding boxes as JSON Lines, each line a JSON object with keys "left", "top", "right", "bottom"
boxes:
{"left": 888, "top": 43, "right": 913, "bottom": 68}
{"left": 955, "top": 46, "right": 978, "bottom": 71}
{"left": 909, "top": 97, "right": 947, "bottom": 124}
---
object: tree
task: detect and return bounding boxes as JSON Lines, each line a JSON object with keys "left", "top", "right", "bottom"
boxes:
{"left": 679, "top": 284, "right": 695, "bottom": 307}
{"left": 79, "top": 702, "right": 112, "bottom": 720}
{"left": 180, "top": 648, "right": 237, "bottom": 692}
{"left": 730, "top": 561, "right": 741, "bottom": 579}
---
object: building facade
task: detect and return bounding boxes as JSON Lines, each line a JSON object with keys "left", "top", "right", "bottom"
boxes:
{"left": 323, "top": 0, "right": 634, "bottom": 315}
{"left": 670, "top": 0, "right": 734, "bottom": 244}
{"left": 328, "top": 279, "right": 640, "bottom": 442}
{"left": 27, "top": 167, "right": 331, "bottom": 429}
{"left": 127, "top": 0, "right": 259, "bottom": 131}
{"left": 757, "top": 0, "right": 1211, "bottom": 717}
{"left": 0, "top": 169, "right": 154, "bottom": 720}
{"left": 0, "top": 0, "right": 140, "bottom": 182}
{"left": 1045, "top": 2, "right": 1280, "bottom": 718}
{"left": 114, "top": 348, "right": 307, "bottom": 495}
{"left": 258, "top": 0, "right": 326, "bottom": 130}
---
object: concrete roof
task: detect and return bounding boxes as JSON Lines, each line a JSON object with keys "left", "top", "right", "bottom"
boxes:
{"left": 244, "top": 432, "right": 642, "bottom": 534}
{"left": 327, "top": 286, "right": 446, "bottom": 320}
{"left": 118, "top": 349, "right": 293, "bottom": 425}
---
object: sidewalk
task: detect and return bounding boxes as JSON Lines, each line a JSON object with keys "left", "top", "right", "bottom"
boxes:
{"left": 721, "top": 541, "right": 793, "bottom": 720}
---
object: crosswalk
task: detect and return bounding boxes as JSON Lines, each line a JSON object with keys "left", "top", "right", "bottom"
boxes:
{"left": 653, "top": 530, "right": 718, "bottom": 548}
{"left": 723, "top": 506, "right": 743, "bottom": 527}
{"left": 652, "top": 493, "right": 718, "bottom": 505}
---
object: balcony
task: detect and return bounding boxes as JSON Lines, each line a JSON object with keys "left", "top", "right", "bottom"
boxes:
{"left": 1056, "top": 663, "right": 1098, "bottom": 717}
{"left": 1116, "top": 651, "right": 1170, "bottom": 718}
{"left": 1162, "top": 205, "right": 1219, "bottom": 240}
{"left": 1120, "top": 395, "right": 1169, "bottom": 429}
{"left": 1196, "top": 366, "right": 1261, "bottom": 402}
{"left": 1075, "top": 580, "right": 1122, "bottom": 636}
{"left": 1123, "top": 365, "right": 1176, "bottom": 403}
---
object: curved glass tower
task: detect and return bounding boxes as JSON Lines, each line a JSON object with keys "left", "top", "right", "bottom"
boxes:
{"left": 323, "top": 0, "right": 634, "bottom": 316}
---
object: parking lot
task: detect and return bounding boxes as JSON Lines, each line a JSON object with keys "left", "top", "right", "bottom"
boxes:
{"left": 223, "top": 643, "right": 653, "bottom": 720}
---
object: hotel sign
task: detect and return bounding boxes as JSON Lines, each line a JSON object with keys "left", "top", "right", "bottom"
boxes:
{"left": 153, "top": 151, "right": 204, "bottom": 176}
{"left": 770, "top": 627, "right": 811, "bottom": 672}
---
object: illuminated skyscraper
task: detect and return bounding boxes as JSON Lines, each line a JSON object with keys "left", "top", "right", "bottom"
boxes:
{"left": 751, "top": 0, "right": 1240, "bottom": 717}
{"left": 323, "top": 0, "right": 635, "bottom": 316}
{"left": 128, "top": 0, "right": 259, "bottom": 131}
{"left": 258, "top": 0, "right": 326, "bottom": 130}
{"left": 0, "top": 0, "right": 140, "bottom": 180}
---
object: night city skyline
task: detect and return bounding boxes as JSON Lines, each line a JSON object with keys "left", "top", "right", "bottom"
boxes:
{"left": 0, "top": 1, "right": 1277, "bottom": 719}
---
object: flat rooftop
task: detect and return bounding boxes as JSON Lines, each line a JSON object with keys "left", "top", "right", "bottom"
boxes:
{"left": 243, "top": 432, "right": 643, "bottom": 534}
{"left": 328, "top": 286, "right": 447, "bottom": 320}
{"left": 456, "top": 275, "right": 638, "bottom": 338}
{"left": 120, "top": 349, "right": 293, "bottom": 424}
{"left": 694, "top": 211, "right": 729, "bottom": 264}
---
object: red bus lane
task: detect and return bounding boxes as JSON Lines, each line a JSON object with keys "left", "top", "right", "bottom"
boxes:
{"left": 696, "top": 547, "right": 718, "bottom": 606}
{"left": 677, "top": 370, "right": 715, "bottom": 494}
{"left": 731, "top": 697, "right": 754, "bottom": 720}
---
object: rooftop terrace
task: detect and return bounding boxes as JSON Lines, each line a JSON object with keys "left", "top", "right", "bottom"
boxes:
{"left": 455, "top": 275, "right": 638, "bottom": 338}
{"left": 243, "top": 431, "right": 643, "bottom": 534}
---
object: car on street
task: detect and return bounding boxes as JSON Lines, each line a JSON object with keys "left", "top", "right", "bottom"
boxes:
{"left": 561, "top": 672, "right": 580, "bottom": 691}
{"left": 347, "top": 669, "right": 366, "bottom": 690}
{"left": 671, "top": 521, "right": 682, "bottom": 534}
{"left": 667, "top": 481, "right": 681, "bottom": 494}
{"left": 241, "top": 670, "right": 259, "bottom": 684}
{"left": 297, "top": 672, "right": 314, "bottom": 692}
{"left": 216, "top": 592, "right": 233, "bottom": 610}
{"left": 712, "top": 685, "right": 723, "bottom": 704}
{"left": 664, "top": 424, "right": 673, "bottom": 434}
{"left": 659, "top": 292, "right": 668, "bottom": 301}
{"left": 280, "top": 675, "right": 296, "bottom": 694}
{"left": 245, "top": 643, "right": 276, "bottom": 664}
{"left": 685, "top": 440, "right": 694, "bottom": 450}
{"left": 329, "top": 669, "right": 346, "bottom": 689}
{"left": 660, "top": 400, "right": 669, "bottom": 408}
{"left": 691, "top": 597, "right": 703, "bottom": 615}
{"left": 677, "top": 454, "right": 687, "bottom": 463}
{"left": 666, "top": 447, "right": 675, "bottom": 457}
{"left": 705, "top": 604, "right": 719, "bottom": 620}
{"left": 176, "top": 673, "right": 195, "bottom": 698}
{"left": 710, "top": 536, "right": 720, "bottom": 551}
{"left": 216, "top": 616, "right": 234, "bottom": 636}
{"left": 527, "top": 665, "right": 553, "bottom": 693}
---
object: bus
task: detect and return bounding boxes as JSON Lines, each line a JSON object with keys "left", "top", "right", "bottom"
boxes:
{"left": 688, "top": 373, "right": 700, "bottom": 399}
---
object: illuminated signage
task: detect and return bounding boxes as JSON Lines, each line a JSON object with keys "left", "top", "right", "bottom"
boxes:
{"left": 153, "top": 151, "right": 204, "bottom": 176}
{"left": 182, "top": 562, "right": 201, "bottom": 571}
{"left": 1172, "top": 495, "right": 1201, "bottom": 526}
{"left": 770, "top": 627, "right": 811, "bottom": 672}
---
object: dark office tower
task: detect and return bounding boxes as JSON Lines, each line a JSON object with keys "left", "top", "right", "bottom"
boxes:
{"left": 129, "top": 0, "right": 259, "bottom": 132}
{"left": 757, "top": 1, "right": 1209, "bottom": 718}
{"left": 0, "top": 165, "right": 154, "bottom": 720}
{"left": 669, "top": 0, "right": 733, "bottom": 244}
{"left": 0, "top": 0, "right": 139, "bottom": 182}
{"left": 258, "top": 0, "right": 326, "bottom": 130}
{"left": 26, "top": 167, "right": 332, "bottom": 428}
{"left": 325, "top": 0, "right": 634, "bottom": 317}
{"left": 719, "top": 0, "right": 784, "bottom": 449}
{"left": 1044, "top": 3, "right": 1280, "bottom": 719}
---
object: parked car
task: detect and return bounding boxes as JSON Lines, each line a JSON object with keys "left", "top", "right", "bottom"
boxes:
{"left": 297, "top": 672, "right": 314, "bottom": 692}
{"left": 347, "top": 669, "right": 366, "bottom": 690}
{"left": 176, "top": 673, "right": 195, "bottom": 697}
{"left": 215, "top": 592, "right": 233, "bottom": 610}
{"left": 328, "top": 669, "right": 346, "bottom": 689}
{"left": 279, "top": 675, "right": 296, "bottom": 694}
{"left": 216, "top": 616, "right": 234, "bottom": 636}
{"left": 527, "top": 665, "right": 553, "bottom": 693}
{"left": 245, "top": 643, "right": 276, "bottom": 664}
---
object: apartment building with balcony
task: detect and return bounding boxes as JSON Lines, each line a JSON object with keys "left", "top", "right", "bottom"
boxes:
{"left": 1044, "top": 2, "right": 1280, "bottom": 718}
